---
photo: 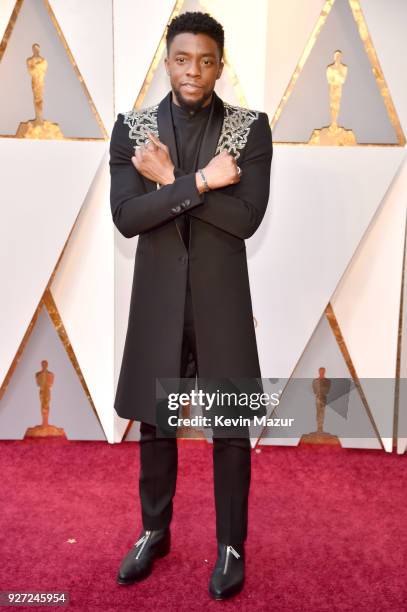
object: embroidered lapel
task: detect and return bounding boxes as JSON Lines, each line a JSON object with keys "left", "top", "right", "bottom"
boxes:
{"left": 122, "top": 104, "right": 159, "bottom": 145}
{"left": 122, "top": 92, "right": 260, "bottom": 162}
{"left": 215, "top": 102, "right": 259, "bottom": 160}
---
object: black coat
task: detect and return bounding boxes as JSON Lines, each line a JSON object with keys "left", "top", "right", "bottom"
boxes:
{"left": 109, "top": 90, "right": 273, "bottom": 425}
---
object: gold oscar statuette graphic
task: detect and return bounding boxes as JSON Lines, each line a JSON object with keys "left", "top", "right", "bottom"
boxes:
{"left": 301, "top": 367, "right": 340, "bottom": 444}
{"left": 24, "top": 360, "right": 65, "bottom": 438}
{"left": 16, "top": 43, "right": 64, "bottom": 139}
{"left": 309, "top": 50, "right": 357, "bottom": 146}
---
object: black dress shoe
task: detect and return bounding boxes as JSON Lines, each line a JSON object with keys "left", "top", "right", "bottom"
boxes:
{"left": 116, "top": 527, "right": 170, "bottom": 585}
{"left": 208, "top": 543, "right": 245, "bottom": 600}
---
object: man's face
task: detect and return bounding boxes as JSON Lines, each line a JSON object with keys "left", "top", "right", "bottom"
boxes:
{"left": 165, "top": 32, "right": 223, "bottom": 112}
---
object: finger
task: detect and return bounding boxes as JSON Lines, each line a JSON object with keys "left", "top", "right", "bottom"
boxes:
{"left": 148, "top": 132, "right": 166, "bottom": 150}
{"left": 226, "top": 156, "right": 236, "bottom": 170}
{"left": 233, "top": 166, "right": 241, "bottom": 182}
{"left": 147, "top": 132, "right": 160, "bottom": 144}
{"left": 134, "top": 148, "right": 142, "bottom": 163}
{"left": 145, "top": 140, "right": 157, "bottom": 152}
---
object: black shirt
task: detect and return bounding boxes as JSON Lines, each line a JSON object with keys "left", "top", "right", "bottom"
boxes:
{"left": 170, "top": 98, "right": 212, "bottom": 248}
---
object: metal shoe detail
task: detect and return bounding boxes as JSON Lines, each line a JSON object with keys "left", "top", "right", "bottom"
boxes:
{"left": 134, "top": 530, "right": 152, "bottom": 560}
{"left": 223, "top": 545, "right": 241, "bottom": 575}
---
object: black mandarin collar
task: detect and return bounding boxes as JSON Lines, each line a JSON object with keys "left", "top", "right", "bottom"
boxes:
{"left": 171, "top": 96, "right": 213, "bottom": 123}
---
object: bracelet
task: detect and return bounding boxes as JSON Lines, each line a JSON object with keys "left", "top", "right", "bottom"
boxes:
{"left": 198, "top": 168, "right": 210, "bottom": 192}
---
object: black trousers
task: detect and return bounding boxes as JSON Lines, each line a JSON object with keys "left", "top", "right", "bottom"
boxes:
{"left": 138, "top": 276, "right": 251, "bottom": 547}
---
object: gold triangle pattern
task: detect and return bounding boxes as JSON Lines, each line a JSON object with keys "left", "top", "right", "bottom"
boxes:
{"left": 393, "top": 210, "right": 407, "bottom": 447}
{"left": 255, "top": 302, "right": 385, "bottom": 449}
{"left": 271, "top": 0, "right": 405, "bottom": 146}
{"left": 0, "top": 0, "right": 108, "bottom": 140}
{"left": 0, "top": 210, "right": 106, "bottom": 440}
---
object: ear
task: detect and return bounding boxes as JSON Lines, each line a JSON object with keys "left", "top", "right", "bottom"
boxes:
{"left": 216, "top": 61, "right": 224, "bottom": 80}
{"left": 164, "top": 56, "right": 169, "bottom": 76}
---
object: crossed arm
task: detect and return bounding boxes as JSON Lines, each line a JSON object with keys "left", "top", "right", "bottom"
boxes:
{"left": 109, "top": 111, "right": 273, "bottom": 240}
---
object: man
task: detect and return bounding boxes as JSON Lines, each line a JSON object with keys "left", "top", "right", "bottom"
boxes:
{"left": 109, "top": 11, "right": 273, "bottom": 600}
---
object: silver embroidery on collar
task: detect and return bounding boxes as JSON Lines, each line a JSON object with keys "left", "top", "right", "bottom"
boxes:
{"left": 122, "top": 105, "right": 159, "bottom": 146}
{"left": 121, "top": 101, "right": 259, "bottom": 159}
{"left": 215, "top": 103, "right": 259, "bottom": 160}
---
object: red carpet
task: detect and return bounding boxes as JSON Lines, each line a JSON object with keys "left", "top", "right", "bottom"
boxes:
{"left": 1, "top": 438, "right": 406, "bottom": 611}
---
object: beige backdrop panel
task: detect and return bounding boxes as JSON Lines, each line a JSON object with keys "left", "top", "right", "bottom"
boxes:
{"left": 0, "top": 140, "right": 106, "bottom": 389}
{"left": 331, "top": 156, "right": 407, "bottom": 451}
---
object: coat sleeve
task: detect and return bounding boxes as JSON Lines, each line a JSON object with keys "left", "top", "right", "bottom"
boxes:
{"left": 109, "top": 113, "right": 205, "bottom": 238}
{"left": 177, "top": 112, "right": 273, "bottom": 240}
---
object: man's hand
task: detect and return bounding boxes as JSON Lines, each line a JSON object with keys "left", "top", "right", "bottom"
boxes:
{"left": 196, "top": 151, "right": 241, "bottom": 192}
{"left": 131, "top": 132, "right": 175, "bottom": 185}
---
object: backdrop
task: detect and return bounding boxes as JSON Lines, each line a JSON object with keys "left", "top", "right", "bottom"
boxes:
{"left": 0, "top": 0, "right": 406, "bottom": 452}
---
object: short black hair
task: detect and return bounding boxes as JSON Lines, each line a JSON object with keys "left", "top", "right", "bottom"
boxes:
{"left": 166, "top": 11, "right": 224, "bottom": 60}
